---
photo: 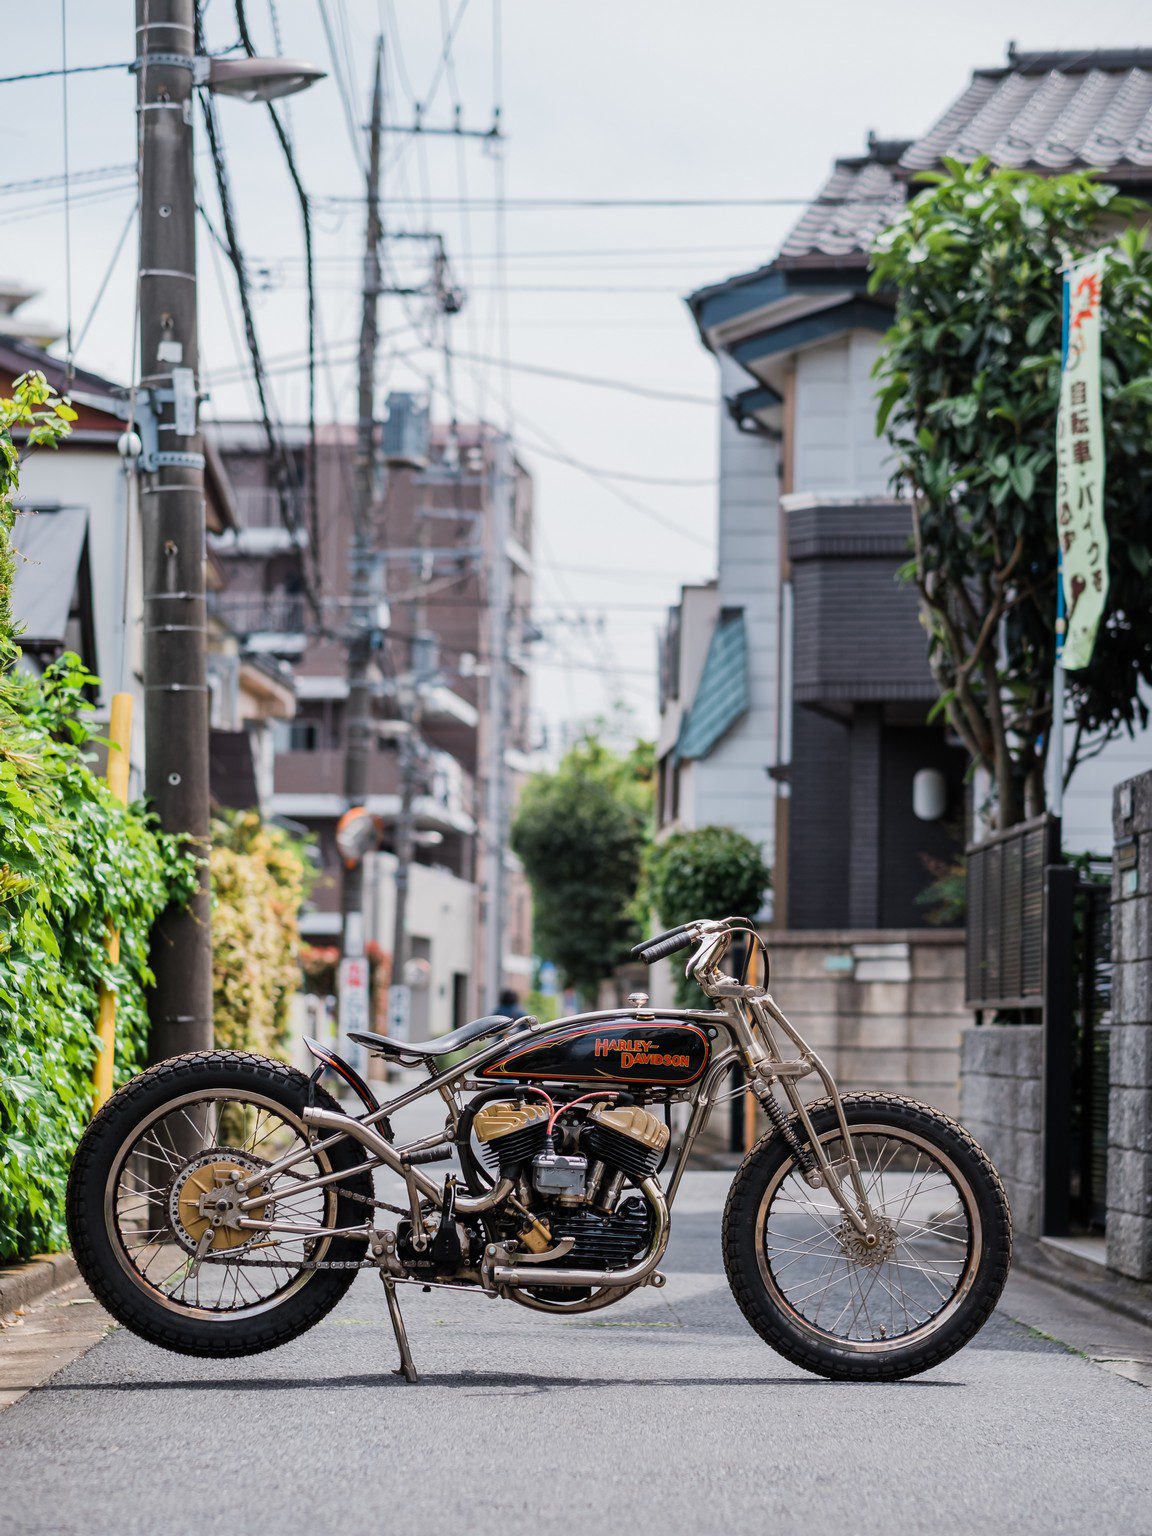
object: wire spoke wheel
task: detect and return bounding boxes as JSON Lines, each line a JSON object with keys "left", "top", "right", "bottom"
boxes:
{"left": 723, "top": 1094, "right": 1011, "bottom": 1380}
{"left": 109, "top": 1088, "right": 338, "bottom": 1317}
{"left": 757, "top": 1124, "right": 977, "bottom": 1349}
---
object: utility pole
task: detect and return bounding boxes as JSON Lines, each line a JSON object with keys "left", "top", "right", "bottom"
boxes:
{"left": 136, "top": 0, "right": 212, "bottom": 1059}
{"left": 340, "top": 37, "right": 386, "bottom": 962}
{"left": 482, "top": 433, "right": 514, "bottom": 1008}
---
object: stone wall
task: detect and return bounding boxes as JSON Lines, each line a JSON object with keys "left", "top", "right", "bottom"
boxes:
{"left": 765, "top": 929, "right": 967, "bottom": 1117}
{"left": 1108, "top": 771, "right": 1152, "bottom": 1279}
{"left": 958, "top": 1025, "right": 1042, "bottom": 1238}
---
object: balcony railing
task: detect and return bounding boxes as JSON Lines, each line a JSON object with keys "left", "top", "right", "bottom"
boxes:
{"left": 210, "top": 593, "right": 309, "bottom": 638}
{"left": 234, "top": 485, "right": 307, "bottom": 531}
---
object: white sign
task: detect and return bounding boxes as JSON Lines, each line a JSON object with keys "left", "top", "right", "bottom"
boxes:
{"left": 387, "top": 983, "right": 411, "bottom": 1043}
{"left": 1056, "top": 251, "right": 1108, "bottom": 671}
{"left": 338, "top": 956, "right": 370, "bottom": 1036}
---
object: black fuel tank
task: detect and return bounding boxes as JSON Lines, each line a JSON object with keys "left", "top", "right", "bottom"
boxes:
{"left": 478, "top": 1015, "right": 712, "bottom": 1088}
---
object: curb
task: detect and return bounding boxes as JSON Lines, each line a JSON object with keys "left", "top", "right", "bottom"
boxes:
{"left": 1012, "top": 1236, "right": 1152, "bottom": 1333}
{"left": 0, "top": 1253, "right": 79, "bottom": 1324}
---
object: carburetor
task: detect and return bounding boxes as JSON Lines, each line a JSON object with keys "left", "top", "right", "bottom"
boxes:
{"left": 531, "top": 1146, "right": 588, "bottom": 1206}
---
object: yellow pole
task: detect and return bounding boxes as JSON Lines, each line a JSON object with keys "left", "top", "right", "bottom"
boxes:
{"left": 92, "top": 693, "right": 133, "bottom": 1112}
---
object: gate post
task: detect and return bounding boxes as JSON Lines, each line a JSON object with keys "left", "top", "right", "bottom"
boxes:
{"left": 1042, "top": 862, "right": 1077, "bottom": 1237}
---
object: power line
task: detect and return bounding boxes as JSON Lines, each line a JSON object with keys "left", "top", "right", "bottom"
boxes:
{"left": 0, "top": 60, "right": 128, "bottom": 85}
{"left": 235, "top": 0, "right": 324, "bottom": 601}
{"left": 520, "top": 439, "right": 716, "bottom": 487}
{"left": 316, "top": 192, "right": 905, "bottom": 210}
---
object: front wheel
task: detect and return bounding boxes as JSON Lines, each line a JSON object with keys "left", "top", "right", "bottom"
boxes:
{"left": 722, "top": 1093, "right": 1011, "bottom": 1381}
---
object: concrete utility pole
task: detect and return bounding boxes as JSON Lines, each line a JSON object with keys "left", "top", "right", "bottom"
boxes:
{"left": 340, "top": 37, "right": 386, "bottom": 960}
{"left": 482, "top": 433, "right": 514, "bottom": 1008}
{"left": 135, "top": 0, "right": 212, "bottom": 1059}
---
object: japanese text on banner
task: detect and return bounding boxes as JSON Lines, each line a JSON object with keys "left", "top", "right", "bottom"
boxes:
{"left": 1056, "top": 250, "right": 1108, "bottom": 671}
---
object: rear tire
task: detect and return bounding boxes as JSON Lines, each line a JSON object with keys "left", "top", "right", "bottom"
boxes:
{"left": 722, "top": 1093, "right": 1011, "bottom": 1381}
{"left": 67, "top": 1051, "right": 374, "bottom": 1358}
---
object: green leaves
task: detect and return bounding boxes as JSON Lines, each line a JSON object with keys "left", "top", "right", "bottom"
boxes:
{"left": 0, "top": 659, "right": 197, "bottom": 1263}
{"left": 647, "top": 827, "right": 770, "bottom": 1003}
{"left": 510, "top": 735, "right": 652, "bottom": 998}
{"left": 870, "top": 162, "right": 1152, "bottom": 822}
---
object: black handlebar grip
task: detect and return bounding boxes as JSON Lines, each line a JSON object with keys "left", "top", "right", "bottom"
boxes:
{"left": 630, "top": 924, "right": 689, "bottom": 959}
{"left": 640, "top": 930, "right": 696, "bottom": 965}
{"left": 400, "top": 1145, "right": 454, "bottom": 1167}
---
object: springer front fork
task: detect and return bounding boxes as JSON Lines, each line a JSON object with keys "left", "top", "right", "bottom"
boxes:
{"left": 717, "top": 984, "right": 880, "bottom": 1244}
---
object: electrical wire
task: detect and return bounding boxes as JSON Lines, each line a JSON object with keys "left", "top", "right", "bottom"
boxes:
{"left": 194, "top": 10, "right": 318, "bottom": 618}
{"left": 235, "top": 0, "right": 324, "bottom": 606}
{"left": 73, "top": 198, "right": 137, "bottom": 355}
{"left": 59, "top": 0, "right": 74, "bottom": 385}
{"left": 0, "top": 61, "right": 129, "bottom": 85}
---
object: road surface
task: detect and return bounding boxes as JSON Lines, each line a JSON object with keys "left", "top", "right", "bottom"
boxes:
{"left": 1, "top": 1170, "right": 1149, "bottom": 1536}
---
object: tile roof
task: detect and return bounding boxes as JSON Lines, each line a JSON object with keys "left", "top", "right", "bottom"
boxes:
{"left": 778, "top": 154, "right": 907, "bottom": 263}
{"left": 902, "top": 49, "right": 1152, "bottom": 174}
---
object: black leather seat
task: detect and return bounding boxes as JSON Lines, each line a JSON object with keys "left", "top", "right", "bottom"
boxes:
{"left": 347, "top": 1014, "right": 519, "bottom": 1063}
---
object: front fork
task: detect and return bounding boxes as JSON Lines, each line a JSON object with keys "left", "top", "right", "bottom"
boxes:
{"left": 720, "top": 987, "right": 879, "bottom": 1242}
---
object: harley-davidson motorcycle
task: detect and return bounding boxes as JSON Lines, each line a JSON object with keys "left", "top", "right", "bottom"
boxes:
{"left": 68, "top": 916, "right": 1011, "bottom": 1382}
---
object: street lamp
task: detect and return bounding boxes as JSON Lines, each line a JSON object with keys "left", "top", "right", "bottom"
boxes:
{"left": 198, "top": 56, "right": 327, "bottom": 102}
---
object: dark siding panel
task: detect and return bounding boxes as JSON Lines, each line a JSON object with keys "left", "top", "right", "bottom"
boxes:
{"left": 788, "top": 706, "right": 851, "bottom": 928}
{"left": 789, "top": 505, "right": 933, "bottom": 702}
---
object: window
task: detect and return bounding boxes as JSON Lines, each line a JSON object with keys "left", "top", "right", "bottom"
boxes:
{"left": 272, "top": 719, "right": 320, "bottom": 752}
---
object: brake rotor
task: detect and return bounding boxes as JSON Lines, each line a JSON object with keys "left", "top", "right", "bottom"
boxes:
{"left": 169, "top": 1149, "right": 272, "bottom": 1254}
{"left": 837, "top": 1216, "right": 897, "bottom": 1268}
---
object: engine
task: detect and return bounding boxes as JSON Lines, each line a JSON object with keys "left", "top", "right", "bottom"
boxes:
{"left": 471, "top": 1097, "right": 670, "bottom": 1272}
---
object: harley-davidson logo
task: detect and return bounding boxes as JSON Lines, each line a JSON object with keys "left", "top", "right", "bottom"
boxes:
{"left": 594, "top": 1036, "right": 691, "bottom": 1071}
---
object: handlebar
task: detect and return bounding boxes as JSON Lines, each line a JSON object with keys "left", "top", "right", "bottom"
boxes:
{"left": 635, "top": 929, "right": 698, "bottom": 964}
{"left": 629, "top": 924, "right": 692, "bottom": 961}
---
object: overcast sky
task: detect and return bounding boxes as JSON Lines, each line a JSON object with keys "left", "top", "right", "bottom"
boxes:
{"left": 7, "top": 1, "right": 1150, "bottom": 753}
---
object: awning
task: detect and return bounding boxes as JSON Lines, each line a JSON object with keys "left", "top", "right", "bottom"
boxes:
{"left": 10, "top": 507, "right": 88, "bottom": 645}
{"left": 676, "top": 609, "right": 749, "bottom": 761}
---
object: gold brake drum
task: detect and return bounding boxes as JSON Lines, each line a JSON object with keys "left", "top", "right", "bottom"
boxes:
{"left": 169, "top": 1150, "right": 272, "bottom": 1254}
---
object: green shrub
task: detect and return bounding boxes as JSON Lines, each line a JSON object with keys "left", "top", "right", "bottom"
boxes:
{"left": 647, "top": 826, "right": 770, "bottom": 1002}
{"left": 0, "top": 373, "right": 196, "bottom": 1262}
{"left": 0, "top": 659, "right": 197, "bottom": 1262}
{"left": 211, "top": 810, "right": 313, "bottom": 1056}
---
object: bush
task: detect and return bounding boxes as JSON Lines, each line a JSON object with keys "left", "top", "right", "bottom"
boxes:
{"left": 647, "top": 827, "right": 770, "bottom": 1002}
{"left": 210, "top": 810, "right": 314, "bottom": 1056}
{"left": 0, "top": 373, "right": 195, "bottom": 1263}
{"left": 0, "top": 659, "right": 196, "bottom": 1262}
{"left": 510, "top": 736, "right": 652, "bottom": 998}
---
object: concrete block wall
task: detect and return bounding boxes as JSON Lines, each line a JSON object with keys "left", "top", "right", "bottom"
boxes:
{"left": 1108, "top": 770, "right": 1152, "bottom": 1279}
{"left": 958, "top": 1025, "right": 1042, "bottom": 1238}
{"left": 766, "top": 929, "right": 967, "bottom": 1116}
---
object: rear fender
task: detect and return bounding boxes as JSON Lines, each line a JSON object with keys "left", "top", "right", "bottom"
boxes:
{"left": 303, "top": 1037, "right": 380, "bottom": 1114}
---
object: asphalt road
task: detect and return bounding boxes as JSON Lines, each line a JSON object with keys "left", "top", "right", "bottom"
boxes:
{"left": 1, "top": 1170, "right": 1149, "bottom": 1536}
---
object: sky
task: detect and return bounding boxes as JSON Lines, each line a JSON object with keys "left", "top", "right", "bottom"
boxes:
{"left": 6, "top": 0, "right": 1151, "bottom": 756}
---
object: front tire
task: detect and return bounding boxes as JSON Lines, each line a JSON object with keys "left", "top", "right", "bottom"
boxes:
{"left": 722, "top": 1093, "right": 1011, "bottom": 1381}
{"left": 67, "top": 1051, "right": 374, "bottom": 1358}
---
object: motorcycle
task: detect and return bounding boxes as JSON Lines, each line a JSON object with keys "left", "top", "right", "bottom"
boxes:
{"left": 67, "top": 916, "right": 1011, "bottom": 1382}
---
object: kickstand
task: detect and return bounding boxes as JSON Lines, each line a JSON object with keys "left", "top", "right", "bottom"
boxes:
{"left": 379, "top": 1272, "right": 419, "bottom": 1384}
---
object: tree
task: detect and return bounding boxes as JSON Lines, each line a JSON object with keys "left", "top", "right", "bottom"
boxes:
{"left": 647, "top": 826, "right": 770, "bottom": 1001}
{"left": 510, "top": 736, "right": 651, "bottom": 998}
{"left": 871, "top": 160, "right": 1152, "bottom": 828}
{"left": 211, "top": 810, "right": 314, "bottom": 1056}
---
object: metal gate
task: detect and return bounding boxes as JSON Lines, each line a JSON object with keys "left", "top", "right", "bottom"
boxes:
{"left": 1074, "top": 878, "right": 1112, "bottom": 1231}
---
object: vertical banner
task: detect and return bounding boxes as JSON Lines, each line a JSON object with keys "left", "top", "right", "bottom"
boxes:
{"left": 1056, "top": 250, "right": 1108, "bottom": 671}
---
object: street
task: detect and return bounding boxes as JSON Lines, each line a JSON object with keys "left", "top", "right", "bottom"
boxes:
{"left": 1, "top": 1169, "right": 1149, "bottom": 1536}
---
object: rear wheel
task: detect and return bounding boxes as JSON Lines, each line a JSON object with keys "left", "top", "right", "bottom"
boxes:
{"left": 722, "top": 1093, "right": 1011, "bottom": 1380}
{"left": 67, "top": 1052, "right": 374, "bottom": 1357}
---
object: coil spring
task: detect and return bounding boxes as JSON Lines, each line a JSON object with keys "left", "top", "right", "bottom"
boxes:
{"left": 759, "top": 1087, "right": 818, "bottom": 1176}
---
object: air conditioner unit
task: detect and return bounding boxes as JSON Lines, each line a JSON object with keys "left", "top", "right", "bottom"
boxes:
{"left": 383, "top": 392, "right": 430, "bottom": 469}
